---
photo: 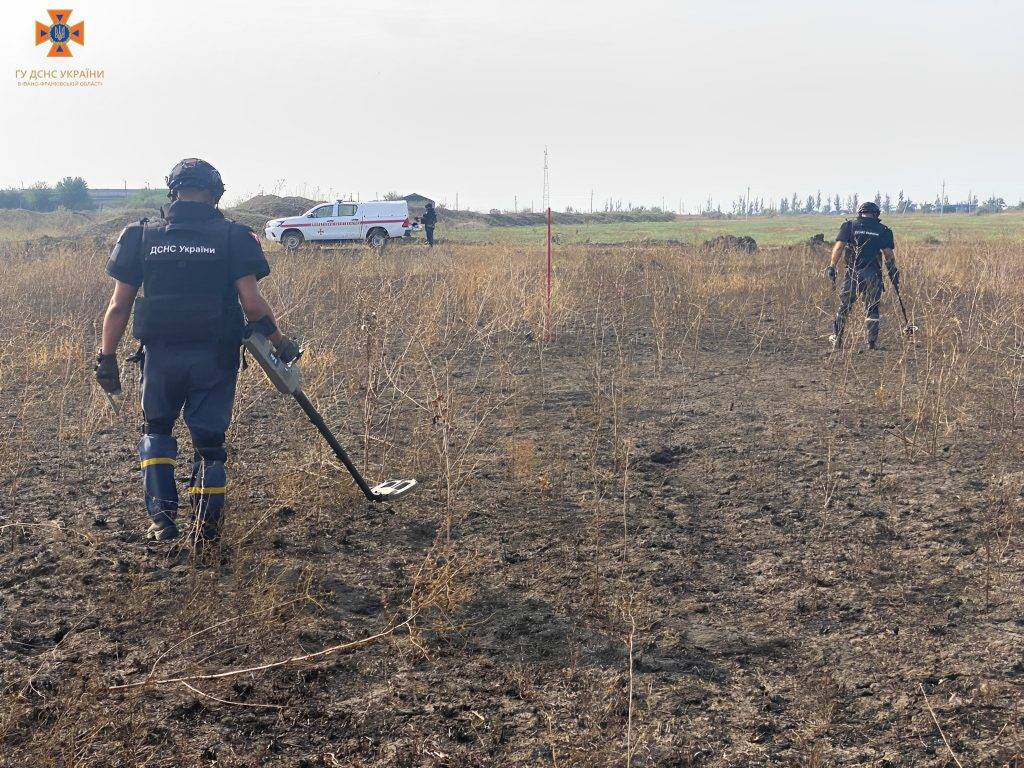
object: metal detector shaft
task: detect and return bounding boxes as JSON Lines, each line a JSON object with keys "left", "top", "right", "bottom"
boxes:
{"left": 891, "top": 282, "right": 919, "bottom": 334}
{"left": 894, "top": 285, "right": 911, "bottom": 326}
{"left": 291, "top": 389, "right": 377, "bottom": 501}
{"left": 243, "top": 331, "right": 417, "bottom": 503}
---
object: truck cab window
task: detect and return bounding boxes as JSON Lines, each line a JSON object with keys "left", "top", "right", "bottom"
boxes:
{"left": 338, "top": 204, "right": 357, "bottom": 216}
{"left": 310, "top": 205, "right": 334, "bottom": 218}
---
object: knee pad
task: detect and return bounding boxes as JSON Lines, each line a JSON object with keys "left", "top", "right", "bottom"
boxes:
{"left": 139, "top": 433, "right": 177, "bottom": 461}
{"left": 144, "top": 419, "right": 174, "bottom": 436}
{"left": 191, "top": 430, "right": 227, "bottom": 464}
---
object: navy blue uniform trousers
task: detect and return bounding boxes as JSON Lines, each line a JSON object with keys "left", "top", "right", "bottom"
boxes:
{"left": 833, "top": 269, "right": 884, "bottom": 347}
{"left": 137, "top": 342, "right": 238, "bottom": 537}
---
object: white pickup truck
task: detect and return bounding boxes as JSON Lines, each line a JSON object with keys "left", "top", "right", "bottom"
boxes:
{"left": 265, "top": 200, "right": 413, "bottom": 249}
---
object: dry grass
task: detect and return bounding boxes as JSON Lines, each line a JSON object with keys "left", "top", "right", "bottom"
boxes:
{"left": 1, "top": 235, "right": 1023, "bottom": 765}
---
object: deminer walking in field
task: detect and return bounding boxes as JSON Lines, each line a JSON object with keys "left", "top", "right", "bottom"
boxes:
{"left": 421, "top": 200, "right": 438, "bottom": 247}
{"left": 94, "top": 159, "right": 300, "bottom": 543}
{"left": 824, "top": 200, "right": 900, "bottom": 351}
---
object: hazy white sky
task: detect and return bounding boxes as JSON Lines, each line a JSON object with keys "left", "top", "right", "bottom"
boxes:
{"left": 2, "top": 0, "right": 1021, "bottom": 211}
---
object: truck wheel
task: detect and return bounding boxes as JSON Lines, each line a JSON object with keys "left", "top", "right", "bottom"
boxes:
{"left": 281, "top": 230, "right": 304, "bottom": 250}
{"left": 366, "top": 228, "right": 389, "bottom": 250}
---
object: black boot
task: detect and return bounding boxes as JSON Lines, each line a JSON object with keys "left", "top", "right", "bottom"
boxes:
{"left": 146, "top": 513, "right": 180, "bottom": 541}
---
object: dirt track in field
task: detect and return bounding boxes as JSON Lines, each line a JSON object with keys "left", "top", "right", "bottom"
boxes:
{"left": 1, "top": 240, "right": 1023, "bottom": 766}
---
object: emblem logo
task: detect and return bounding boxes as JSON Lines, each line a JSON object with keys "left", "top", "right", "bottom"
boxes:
{"left": 35, "top": 9, "right": 85, "bottom": 58}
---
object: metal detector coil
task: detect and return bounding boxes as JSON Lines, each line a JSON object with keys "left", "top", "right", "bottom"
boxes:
{"left": 243, "top": 332, "right": 418, "bottom": 503}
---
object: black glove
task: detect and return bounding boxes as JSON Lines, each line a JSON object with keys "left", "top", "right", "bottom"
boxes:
{"left": 243, "top": 315, "right": 278, "bottom": 339}
{"left": 275, "top": 337, "right": 302, "bottom": 364}
{"left": 887, "top": 264, "right": 900, "bottom": 290}
{"left": 824, "top": 265, "right": 837, "bottom": 287}
{"left": 94, "top": 352, "right": 121, "bottom": 394}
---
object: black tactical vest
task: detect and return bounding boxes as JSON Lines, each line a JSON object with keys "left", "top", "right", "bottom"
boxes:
{"left": 131, "top": 216, "right": 244, "bottom": 344}
{"left": 843, "top": 217, "right": 888, "bottom": 273}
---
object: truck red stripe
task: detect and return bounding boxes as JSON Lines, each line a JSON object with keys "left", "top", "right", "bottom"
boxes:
{"left": 272, "top": 219, "right": 408, "bottom": 228}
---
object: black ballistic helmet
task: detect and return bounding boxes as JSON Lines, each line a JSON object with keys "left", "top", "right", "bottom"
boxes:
{"left": 166, "top": 158, "right": 225, "bottom": 202}
{"left": 857, "top": 201, "right": 881, "bottom": 217}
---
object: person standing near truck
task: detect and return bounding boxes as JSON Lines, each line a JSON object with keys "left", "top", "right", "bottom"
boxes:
{"left": 421, "top": 201, "right": 437, "bottom": 247}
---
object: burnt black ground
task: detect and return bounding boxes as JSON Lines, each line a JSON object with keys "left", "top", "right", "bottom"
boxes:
{"left": 2, "top": 247, "right": 1023, "bottom": 766}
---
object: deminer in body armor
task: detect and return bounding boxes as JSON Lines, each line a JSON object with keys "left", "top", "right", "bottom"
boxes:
{"left": 824, "top": 201, "right": 900, "bottom": 351}
{"left": 95, "top": 158, "right": 301, "bottom": 544}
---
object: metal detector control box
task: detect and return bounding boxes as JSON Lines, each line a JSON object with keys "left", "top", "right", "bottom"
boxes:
{"left": 243, "top": 332, "right": 417, "bottom": 503}
{"left": 244, "top": 331, "right": 301, "bottom": 394}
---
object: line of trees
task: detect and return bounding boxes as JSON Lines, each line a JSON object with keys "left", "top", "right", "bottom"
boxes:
{"left": 705, "top": 190, "right": 1017, "bottom": 217}
{"left": 0, "top": 177, "right": 94, "bottom": 211}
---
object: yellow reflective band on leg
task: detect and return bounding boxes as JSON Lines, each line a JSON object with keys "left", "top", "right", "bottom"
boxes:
{"left": 188, "top": 486, "right": 226, "bottom": 495}
{"left": 140, "top": 458, "right": 176, "bottom": 469}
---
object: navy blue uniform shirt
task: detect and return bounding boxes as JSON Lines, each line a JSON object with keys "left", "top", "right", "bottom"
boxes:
{"left": 106, "top": 201, "right": 270, "bottom": 287}
{"left": 836, "top": 216, "right": 895, "bottom": 274}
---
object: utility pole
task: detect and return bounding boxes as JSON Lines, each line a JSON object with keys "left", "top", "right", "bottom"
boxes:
{"left": 456, "top": 192, "right": 459, "bottom": 210}
{"left": 745, "top": 185, "right": 750, "bottom": 219}
{"left": 590, "top": 189, "right": 594, "bottom": 213}
{"left": 514, "top": 195, "right": 518, "bottom": 214}
{"left": 940, "top": 179, "right": 945, "bottom": 216}
{"left": 542, "top": 147, "right": 550, "bottom": 212}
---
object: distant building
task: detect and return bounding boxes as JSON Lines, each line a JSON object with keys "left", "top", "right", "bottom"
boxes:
{"left": 402, "top": 193, "right": 435, "bottom": 217}
{"left": 89, "top": 188, "right": 147, "bottom": 208}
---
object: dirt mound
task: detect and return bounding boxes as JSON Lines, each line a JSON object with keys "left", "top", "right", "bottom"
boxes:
{"left": 0, "top": 194, "right": 316, "bottom": 245}
{"left": 700, "top": 234, "right": 757, "bottom": 253}
{"left": 77, "top": 207, "right": 161, "bottom": 240}
{"left": 72, "top": 196, "right": 314, "bottom": 242}
{"left": 222, "top": 208, "right": 271, "bottom": 231}
{"left": 232, "top": 194, "right": 317, "bottom": 217}
{"left": 224, "top": 195, "right": 320, "bottom": 231}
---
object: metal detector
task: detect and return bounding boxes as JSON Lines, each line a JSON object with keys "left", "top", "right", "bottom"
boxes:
{"left": 243, "top": 332, "right": 417, "bottom": 502}
{"left": 891, "top": 283, "right": 919, "bottom": 336}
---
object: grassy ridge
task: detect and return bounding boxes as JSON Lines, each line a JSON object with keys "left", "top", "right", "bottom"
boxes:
{"left": 3, "top": 205, "right": 1024, "bottom": 246}
{"left": 444, "top": 211, "right": 1024, "bottom": 245}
